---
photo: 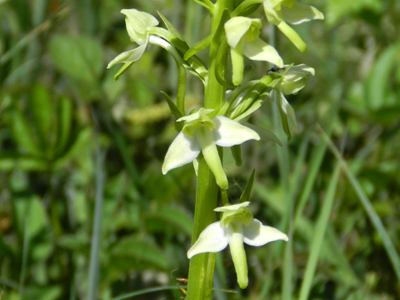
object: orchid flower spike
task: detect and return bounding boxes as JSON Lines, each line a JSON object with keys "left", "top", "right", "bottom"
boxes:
{"left": 107, "top": 9, "right": 160, "bottom": 68}
{"left": 272, "top": 64, "right": 315, "bottom": 139}
{"left": 162, "top": 108, "right": 260, "bottom": 190}
{"left": 263, "top": 0, "right": 324, "bottom": 52}
{"left": 187, "top": 202, "right": 288, "bottom": 289}
{"left": 225, "top": 17, "right": 283, "bottom": 86}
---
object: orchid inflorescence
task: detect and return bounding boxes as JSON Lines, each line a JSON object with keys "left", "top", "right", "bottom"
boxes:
{"left": 108, "top": 0, "right": 323, "bottom": 294}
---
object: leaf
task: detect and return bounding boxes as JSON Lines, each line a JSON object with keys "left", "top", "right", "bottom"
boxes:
{"left": 111, "top": 237, "right": 169, "bottom": 270}
{"left": 239, "top": 169, "right": 255, "bottom": 203}
{"left": 157, "top": 11, "right": 184, "bottom": 40}
{"left": 49, "top": 34, "right": 104, "bottom": 83}
{"left": 231, "top": 145, "right": 242, "bottom": 166}
{"left": 29, "top": 286, "right": 62, "bottom": 300}
{"left": 56, "top": 96, "right": 72, "bottom": 156}
{"left": 370, "top": 105, "right": 400, "bottom": 124}
{"left": 113, "top": 61, "right": 134, "bottom": 81}
{"left": 15, "top": 196, "right": 48, "bottom": 239}
{"left": 161, "top": 91, "right": 183, "bottom": 119}
{"left": 184, "top": 33, "right": 213, "bottom": 61}
{"left": 12, "top": 110, "right": 42, "bottom": 157}
{"left": 192, "top": 0, "right": 214, "bottom": 13}
{"left": 365, "top": 44, "right": 400, "bottom": 110}
{"left": 52, "top": 127, "right": 92, "bottom": 169}
{"left": 145, "top": 207, "right": 193, "bottom": 236}
{"left": 326, "top": 0, "right": 384, "bottom": 25}
{"left": 30, "top": 84, "right": 53, "bottom": 148}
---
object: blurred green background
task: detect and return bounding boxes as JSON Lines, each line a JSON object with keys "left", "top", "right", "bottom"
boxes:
{"left": 0, "top": 0, "right": 400, "bottom": 299}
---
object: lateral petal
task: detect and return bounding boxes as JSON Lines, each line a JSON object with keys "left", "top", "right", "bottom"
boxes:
{"left": 162, "top": 132, "right": 200, "bottom": 174}
{"left": 187, "top": 222, "right": 228, "bottom": 258}
{"left": 243, "top": 219, "right": 288, "bottom": 246}
{"left": 213, "top": 116, "right": 260, "bottom": 147}
{"left": 225, "top": 17, "right": 253, "bottom": 48}
{"left": 107, "top": 43, "right": 148, "bottom": 68}
{"left": 281, "top": 2, "right": 324, "bottom": 25}
{"left": 243, "top": 38, "right": 283, "bottom": 67}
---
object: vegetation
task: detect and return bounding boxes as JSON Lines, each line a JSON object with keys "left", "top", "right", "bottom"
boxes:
{"left": 0, "top": 0, "right": 399, "bottom": 299}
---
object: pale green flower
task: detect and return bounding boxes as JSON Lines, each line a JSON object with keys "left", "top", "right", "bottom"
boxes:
{"left": 107, "top": 9, "right": 159, "bottom": 68}
{"left": 188, "top": 202, "right": 288, "bottom": 289}
{"left": 162, "top": 109, "right": 260, "bottom": 190}
{"left": 263, "top": 0, "right": 324, "bottom": 51}
{"left": 273, "top": 64, "right": 315, "bottom": 139}
{"left": 225, "top": 17, "right": 283, "bottom": 85}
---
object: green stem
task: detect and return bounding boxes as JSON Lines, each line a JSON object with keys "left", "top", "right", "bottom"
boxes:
{"left": 87, "top": 127, "right": 105, "bottom": 300}
{"left": 186, "top": 0, "right": 230, "bottom": 299}
{"left": 186, "top": 156, "right": 219, "bottom": 300}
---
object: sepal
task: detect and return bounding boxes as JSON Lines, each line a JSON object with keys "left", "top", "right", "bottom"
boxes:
{"left": 243, "top": 219, "right": 289, "bottom": 246}
{"left": 162, "top": 132, "right": 201, "bottom": 174}
{"left": 187, "top": 222, "right": 228, "bottom": 258}
{"left": 281, "top": 2, "right": 324, "bottom": 25}
{"left": 107, "top": 42, "right": 148, "bottom": 69}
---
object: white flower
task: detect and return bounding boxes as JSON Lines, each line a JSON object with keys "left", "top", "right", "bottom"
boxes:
{"left": 187, "top": 202, "right": 288, "bottom": 289}
{"left": 263, "top": 0, "right": 324, "bottom": 52}
{"left": 107, "top": 9, "right": 159, "bottom": 68}
{"left": 225, "top": 17, "right": 283, "bottom": 85}
{"left": 162, "top": 109, "right": 260, "bottom": 190}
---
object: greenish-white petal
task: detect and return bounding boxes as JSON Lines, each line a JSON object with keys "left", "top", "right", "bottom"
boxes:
{"left": 227, "top": 222, "right": 248, "bottom": 289}
{"left": 187, "top": 222, "right": 228, "bottom": 258}
{"left": 121, "top": 9, "right": 159, "bottom": 34}
{"left": 284, "top": 64, "right": 315, "bottom": 80}
{"left": 107, "top": 43, "right": 147, "bottom": 69}
{"left": 281, "top": 76, "right": 308, "bottom": 95}
{"left": 225, "top": 17, "right": 253, "bottom": 48}
{"left": 162, "top": 132, "right": 201, "bottom": 174}
{"left": 243, "top": 219, "right": 288, "bottom": 246}
{"left": 225, "top": 17, "right": 261, "bottom": 48}
{"left": 281, "top": 2, "right": 324, "bottom": 25}
{"left": 243, "top": 38, "right": 283, "bottom": 67}
{"left": 124, "top": 18, "right": 146, "bottom": 45}
{"left": 214, "top": 202, "right": 250, "bottom": 212}
{"left": 263, "top": 0, "right": 283, "bottom": 25}
{"left": 213, "top": 116, "right": 260, "bottom": 148}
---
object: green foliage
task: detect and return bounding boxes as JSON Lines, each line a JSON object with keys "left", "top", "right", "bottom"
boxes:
{"left": 0, "top": 0, "right": 399, "bottom": 300}
{"left": 49, "top": 34, "right": 104, "bottom": 83}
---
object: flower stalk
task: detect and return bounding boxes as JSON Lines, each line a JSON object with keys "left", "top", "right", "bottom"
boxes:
{"left": 107, "top": 1, "right": 323, "bottom": 298}
{"left": 185, "top": 0, "right": 230, "bottom": 298}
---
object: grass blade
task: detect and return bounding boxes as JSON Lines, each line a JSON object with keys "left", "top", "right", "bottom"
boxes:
{"left": 298, "top": 162, "right": 341, "bottom": 300}
{"left": 87, "top": 112, "right": 106, "bottom": 300}
{"left": 320, "top": 125, "right": 400, "bottom": 282}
